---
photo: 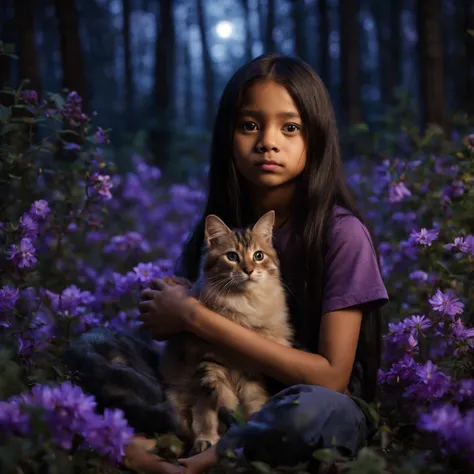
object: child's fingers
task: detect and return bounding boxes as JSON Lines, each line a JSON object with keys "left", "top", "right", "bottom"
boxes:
{"left": 173, "top": 276, "right": 192, "bottom": 288}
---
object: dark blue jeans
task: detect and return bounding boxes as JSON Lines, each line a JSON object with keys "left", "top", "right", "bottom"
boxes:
{"left": 216, "top": 384, "right": 369, "bottom": 468}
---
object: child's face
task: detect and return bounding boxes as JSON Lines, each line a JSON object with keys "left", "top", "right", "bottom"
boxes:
{"left": 233, "top": 80, "right": 306, "bottom": 190}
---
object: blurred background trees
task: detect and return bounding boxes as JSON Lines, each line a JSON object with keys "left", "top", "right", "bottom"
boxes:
{"left": 1, "top": 0, "right": 473, "bottom": 176}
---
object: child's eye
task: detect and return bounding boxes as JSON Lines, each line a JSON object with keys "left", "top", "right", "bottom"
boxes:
{"left": 242, "top": 121, "right": 258, "bottom": 131}
{"left": 283, "top": 124, "right": 300, "bottom": 133}
{"left": 226, "top": 251, "right": 239, "bottom": 262}
{"left": 253, "top": 251, "right": 264, "bottom": 261}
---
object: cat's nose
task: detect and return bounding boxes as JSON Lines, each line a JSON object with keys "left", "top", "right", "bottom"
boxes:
{"left": 243, "top": 267, "right": 254, "bottom": 276}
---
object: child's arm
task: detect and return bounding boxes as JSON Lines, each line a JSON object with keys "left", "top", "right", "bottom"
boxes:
{"left": 185, "top": 301, "right": 362, "bottom": 392}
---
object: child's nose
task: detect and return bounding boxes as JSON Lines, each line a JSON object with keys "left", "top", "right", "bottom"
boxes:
{"left": 257, "top": 129, "right": 280, "bottom": 153}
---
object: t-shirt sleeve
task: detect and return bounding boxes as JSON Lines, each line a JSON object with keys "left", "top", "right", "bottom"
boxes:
{"left": 322, "top": 215, "right": 389, "bottom": 314}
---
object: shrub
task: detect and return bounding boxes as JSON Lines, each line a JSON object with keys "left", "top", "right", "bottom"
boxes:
{"left": 0, "top": 84, "right": 473, "bottom": 473}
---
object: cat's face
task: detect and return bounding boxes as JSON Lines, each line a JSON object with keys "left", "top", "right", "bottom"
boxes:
{"left": 201, "top": 211, "right": 280, "bottom": 292}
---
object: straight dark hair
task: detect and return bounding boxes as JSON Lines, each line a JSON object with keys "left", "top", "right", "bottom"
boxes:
{"left": 177, "top": 54, "right": 382, "bottom": 402}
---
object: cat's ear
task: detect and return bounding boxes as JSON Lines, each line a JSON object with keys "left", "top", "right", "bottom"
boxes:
{"left": 252, "top": 210, "right": 275, "bottom": 243}
{"left": 204, "top": 215, "right": 232, "bottom": 246}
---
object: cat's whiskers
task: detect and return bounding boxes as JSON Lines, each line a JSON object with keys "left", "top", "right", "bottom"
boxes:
{"left": 270, "top": 275, "right": 296, "bottom": 298}
{"left": 203, "top": 276, "right": 237, "bottom": 304}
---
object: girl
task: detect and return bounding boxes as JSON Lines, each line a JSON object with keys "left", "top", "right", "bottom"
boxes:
{"left": 131, "top": 53, "right": 388, "bottom": 473}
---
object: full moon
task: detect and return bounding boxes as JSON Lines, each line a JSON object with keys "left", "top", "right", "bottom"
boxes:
{"left": 216, "top": 21, "right": 233, "bottom": 39}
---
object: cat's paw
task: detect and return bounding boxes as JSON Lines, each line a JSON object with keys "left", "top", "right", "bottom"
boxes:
{"left": 190, "top": 437, "right": 218, "bottom": 455}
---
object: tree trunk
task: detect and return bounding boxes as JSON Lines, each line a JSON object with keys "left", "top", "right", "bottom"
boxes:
{"left": 151, "top": 0, "right": 176, "bottom": 168}
{"left": 416, "top": 0, "right": 448, "bottom": 133}
{"left": 14, "top": 0, "right": 41, "bottom": 94}
{"left": 317, "top": 0, "right": 330, "bottom": 86}
{"left": 265, "top": 0, "right": 276, "bottom": 53}
{"left": 241, "top": 0, "right": 253, "bottom": 62}
{"left": 0, "top": 5, "right": 15, "bottom": 90}
{"left": 291, "top": 0, "right": 306, "bottom": 61}
{"left": 196, "top": 0, "right": 215, "bottom": 127}
{"left": 184, "top": 6, "right": 194, "bottom": 126}
{"left": 373, "top": 0, "right": 401, "bottom": 108}
{"left": 339, "top": 0, "right": 362, "bottom": 125}
{"left": 458, "top": 1, "right": 474, "bottom": 116}
{"left": 53, "top": 0, "right": 87, "bottom": 107}
{"left": 373, "top": 1, "right": 390, "bottom": 107}
{"left": 389, "top": 0, "right": 402, "bottom": 102}
{"left": 122, "top": 0, "right": 133, "bottom": 129}
{"left": 257, "top": 0, "right": 266, "bottom": 49}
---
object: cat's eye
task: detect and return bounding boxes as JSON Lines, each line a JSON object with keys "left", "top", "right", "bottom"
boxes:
{"left": 226, "top": 251, "right": 239, "bottom": 262}
{"left": 253, "top": 251, "right": 264, "bottom": 261}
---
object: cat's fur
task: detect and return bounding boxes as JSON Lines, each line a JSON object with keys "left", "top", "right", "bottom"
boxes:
{"left": 160, "top": 210, "right": 293, "bottom": 454}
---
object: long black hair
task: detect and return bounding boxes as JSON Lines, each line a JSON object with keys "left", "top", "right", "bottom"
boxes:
{"left": 177, "top": 54, "right": 382, "bottom": 402}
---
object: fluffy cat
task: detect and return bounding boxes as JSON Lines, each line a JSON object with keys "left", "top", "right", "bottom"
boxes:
{"left": 160, "top": 210, "right": 293, "bottom": 454}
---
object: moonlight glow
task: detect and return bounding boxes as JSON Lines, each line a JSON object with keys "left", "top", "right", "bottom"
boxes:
{"left": 216, "top": 21, "right": 233, "bottom": 39}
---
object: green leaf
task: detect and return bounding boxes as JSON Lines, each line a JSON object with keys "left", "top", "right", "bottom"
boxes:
{"left": 312, "top": 448, "right": 338, "bottom": 463}
{"left": 0, "top": 123, "right": 23, "bottom": 136}
{"left": 3, "top": 43, "right": 16, "bottom": 54}
{"left": 343, "top": 447, "right": 387, "bottom": 474}
{"left": 249, "top": 461, "right": 273, "bottom": 473}
{"left": 435, "top": 260, "right": 454, "bottom": 277}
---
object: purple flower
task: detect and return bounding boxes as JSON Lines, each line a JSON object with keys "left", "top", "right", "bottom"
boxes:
{"left": 454, "top": 379, "right": 474, "bottom": 402}
{"left": 86, "top": 230, "right": 108, "bottom": 243}
{"left": 86, "top": 408, "right": 134, "bottom": 464}
{"left": 20, "top": 213, "right": 39, "bottom": 239}
{"left": 382, "top": 354, "right": 418, "bottom": 385}
{"left": 444, "top": 236, "right": 470, "bottom": 254}
{"left": 464, "top": 235, "right": 474, "bottom": 257}
{"left": 409, "top": 228, "right": 439, "bottom": 246}
{"left": 46, "top": 284, "right": 95, "bottom": 314}
{"left": 109, "top": 271, "right": 137, "bottom": 296}
{"left": 448, "top": 318, "right": 474, "bottom": 357}
{"left": 399, "top": 240, "right": 419, "bottom": 260}
{"left": 30, "top": 200, "right": 50, "bottom": 220}
{"left": 21, "top": 89, "right": 39, "bottom": 104}
{"left": 22, "top": 382, "right": 99, "bottom": 450}
{"left": 409, "top": 270, "right": 429, "bottom": 282}
{"left": 378, "top": 242, "right": 393, "bottom": 257}
{"left": 132, "top": 262, "right": 161, "bottom": 284}
{"left": 429, "top": 289, "right": 464, "bottom": 317}
{"left": 89, "top": 172, "right": 113, "bottom": 200}
{"left": 418, "top": 404, "right": 462, "bottom": 437}
{"left": 442, "top": 180, "right": 465, "bottom": 202}
{"left": 6, "top": 238, "right": 37, "bottom": 268}
{"left": 94, "top": 127, "right": 110, "bottom": 144}
{"left": 418, "top": 404, "right": 474, "bottom": 465}
{"left": 64, "top": 142, "right": 81, "bottom": 151}
{"left": 389, "top": 181, "right": 411, "bottom": 203}
{"left": 404, "top": 315, "right": 432, "bottom": 333}
{"left": 387, "top": 321, "right": 409, "bottom": 341}
{"left": 104, "top": 231, "right": 150, "bottom": 254}
{"left": 404, "top": 360, "right": 451, "bottom": 400}
{"left": 464, "top": 133, "right": 474, "bottom": 151}
{"left": 0, "top": 401, "right": 30, "bottom": 435}
{"left": 0, "top": 285, "right": 20, "bottom": 313}
{"left": 62, "top": 91, "right": 88, "bottom": 126}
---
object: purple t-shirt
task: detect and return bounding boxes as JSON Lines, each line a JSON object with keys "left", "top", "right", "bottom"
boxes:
{"left": 272, "top": 205, "right": 388, "bottom": 340}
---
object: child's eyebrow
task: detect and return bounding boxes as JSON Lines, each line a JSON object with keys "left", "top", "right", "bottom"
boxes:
{"left": 239, "top": 109, "right": 301, "bottom": 120}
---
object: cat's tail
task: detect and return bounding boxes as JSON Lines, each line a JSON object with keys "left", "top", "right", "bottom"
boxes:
{"left": 62, "top": 327, "right": 179, "bottom": 437}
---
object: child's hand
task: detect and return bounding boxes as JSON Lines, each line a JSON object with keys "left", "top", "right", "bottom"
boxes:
{"left": 160, "top": 276, "right": 193, "bottom": 289}
{"left": 138, "top": 279, "right": 200, "bottom": 340}
{"left": 123, "top": 435, "right": 185, "bottom": 473}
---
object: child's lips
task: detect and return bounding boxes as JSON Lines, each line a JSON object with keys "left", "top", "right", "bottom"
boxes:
{"left": 255, "top": 160, "right": 283, "bottom": 171}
